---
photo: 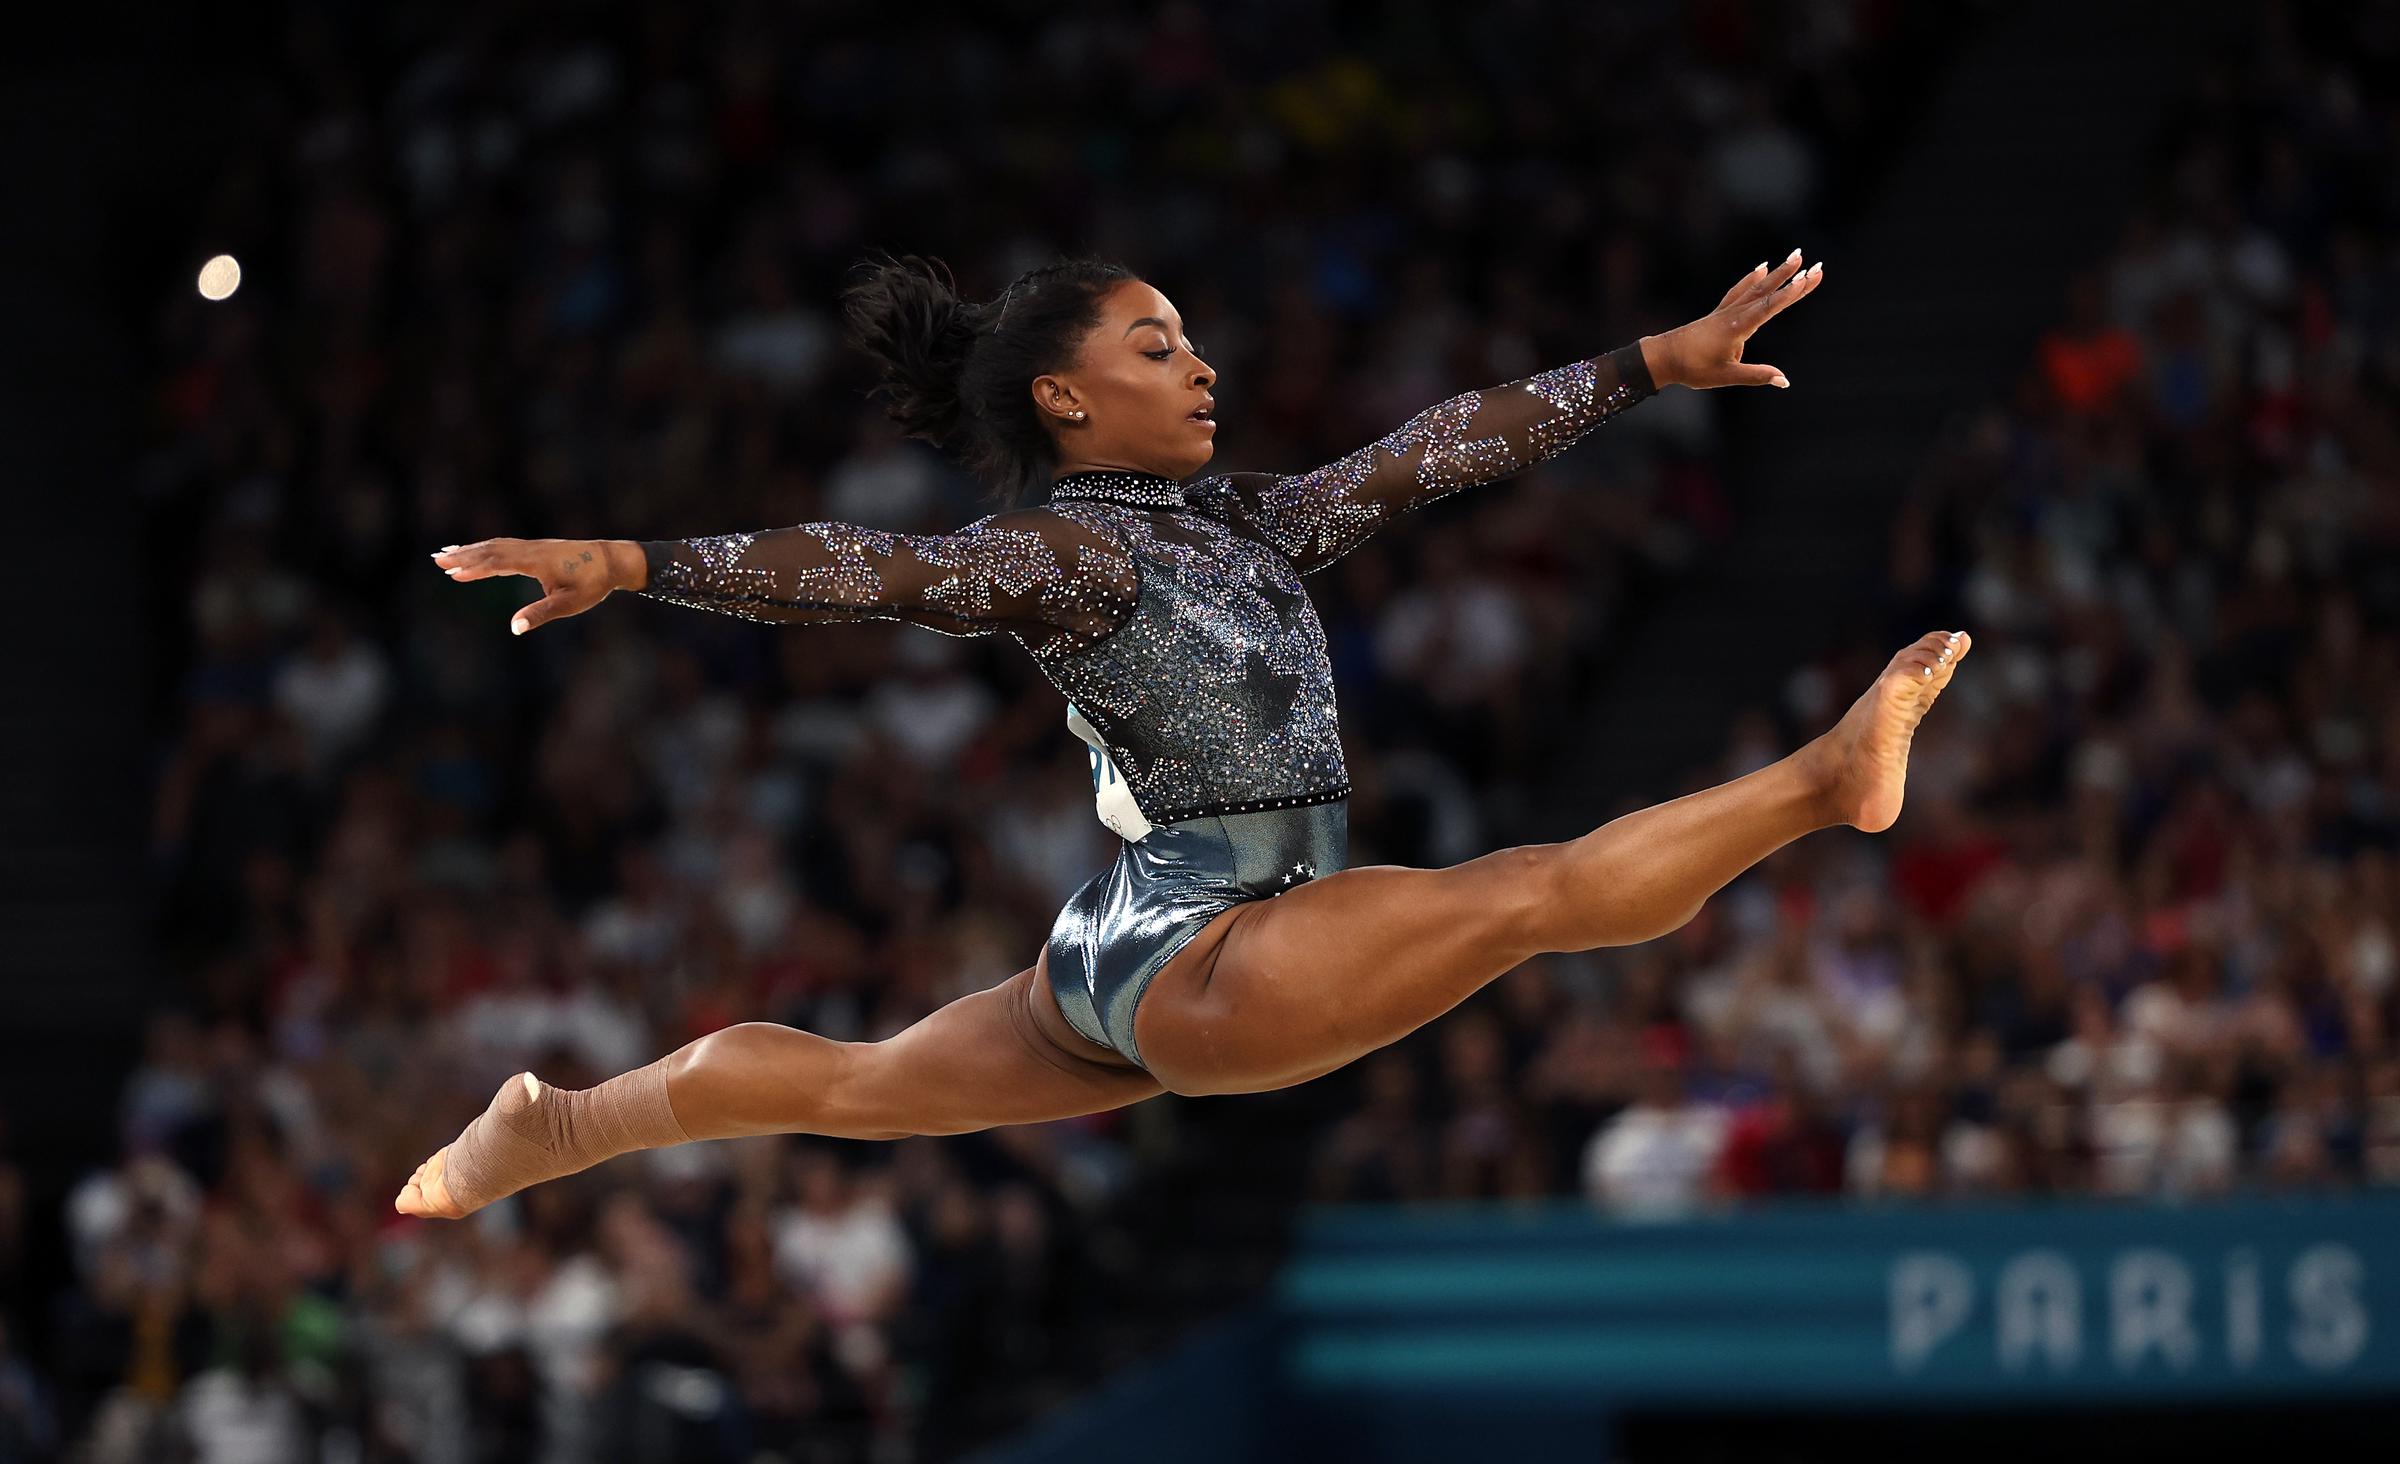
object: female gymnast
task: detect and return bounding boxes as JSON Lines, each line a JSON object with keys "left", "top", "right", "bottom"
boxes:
{"left": 398, "top": 248, "right": 1970, "bottom": 1218}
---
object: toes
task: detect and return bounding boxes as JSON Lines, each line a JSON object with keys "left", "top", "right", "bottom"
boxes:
{"left": 1886, "top": 633, "right": 1969, "bottom": 693}
{"left": 395, "top": 1148, "right": 462, "bottom": 1219}
{"left": 1919, "top": 631, "right": 1971, "bottom": 702}
{"left": 1901, "top": 631, "right": 1971, "bottom": 686}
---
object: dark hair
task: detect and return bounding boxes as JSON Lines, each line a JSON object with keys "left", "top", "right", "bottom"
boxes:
{"left": 841, "top": 250, "right": 1139, "bottom": 503}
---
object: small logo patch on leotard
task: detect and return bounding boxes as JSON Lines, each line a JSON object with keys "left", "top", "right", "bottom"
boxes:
{"left": 1066, "top": 704, "right": 1154, "bottom": 842}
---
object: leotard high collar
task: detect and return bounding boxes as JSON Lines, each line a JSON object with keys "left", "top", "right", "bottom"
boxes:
{"left": 1047, "top": 469, "right": 1188, "bottom": 510}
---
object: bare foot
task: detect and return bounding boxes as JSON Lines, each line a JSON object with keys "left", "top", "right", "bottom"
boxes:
{"left": 1808, "top": 631, "right": 1972, "bottom": 833}
{"left": 394, "top": 1073, "right": 544, "bottom": 1220}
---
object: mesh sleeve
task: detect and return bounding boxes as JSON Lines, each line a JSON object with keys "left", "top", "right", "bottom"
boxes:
{"left": 1218, "top": 341, "right": 1656, "bottom": 574}
{"left": 636, "top": 506, "right": 1136, "bottom": 652}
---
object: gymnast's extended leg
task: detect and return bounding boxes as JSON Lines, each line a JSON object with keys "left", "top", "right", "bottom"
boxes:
{"left": 395, "top": 957, "right": 1163, "bottom": 1218}
{"left": 1131, "top": 632, "right": 1970, "bottom": 1096}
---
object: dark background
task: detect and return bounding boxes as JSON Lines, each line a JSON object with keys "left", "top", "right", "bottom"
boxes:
{"left": 8, "top": 1, "right": 2399, "bottom": 1461}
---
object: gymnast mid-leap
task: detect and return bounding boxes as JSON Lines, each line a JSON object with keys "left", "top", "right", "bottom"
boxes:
{"left": 399, "top": 248, "right": 1969, "bottom": 1218}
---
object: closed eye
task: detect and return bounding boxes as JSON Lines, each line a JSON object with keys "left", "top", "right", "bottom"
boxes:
{"left": 1145, "top": 341, "right": 1205, "bottom": 361}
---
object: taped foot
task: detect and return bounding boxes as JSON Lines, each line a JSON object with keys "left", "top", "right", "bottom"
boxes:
{"left": 395, "top": 1060, "right": 690, "bottom": 1219}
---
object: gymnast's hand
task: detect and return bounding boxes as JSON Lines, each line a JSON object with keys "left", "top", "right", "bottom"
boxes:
{"left": 1640, "top": 248, "right": 1824, "bottom": 391}
{"left": 431, "top": 537, "right": 646, "bottom": 635}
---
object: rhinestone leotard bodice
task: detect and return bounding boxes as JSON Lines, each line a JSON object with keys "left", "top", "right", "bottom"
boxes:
{"left": 637, "top": 342, "right": 1654, "bottom": 836}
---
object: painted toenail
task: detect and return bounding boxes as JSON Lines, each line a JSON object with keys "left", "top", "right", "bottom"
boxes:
{"left": 1922, "top": 666, "right": 1932, "bottom": 677}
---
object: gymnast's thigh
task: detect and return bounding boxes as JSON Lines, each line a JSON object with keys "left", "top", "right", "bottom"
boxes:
{"left": 861, "top": 961, "right": 1165, "bottom": 1136}
{"left": 1131, "top": 848, "right": 1553, "bottom": 1097}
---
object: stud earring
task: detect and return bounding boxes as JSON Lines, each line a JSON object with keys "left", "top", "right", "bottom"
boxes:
{"left": 1071, "top": 410, "right": 1086, "bottom": 420}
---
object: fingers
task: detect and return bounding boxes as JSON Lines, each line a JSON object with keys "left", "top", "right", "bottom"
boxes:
{"left": 431, "top": 539, "right": 525, "bottom": 583}
{"left": 1742, "top": 260, "right": 1824, "bottom": 331}
{"left": 1727, "top": 362, "right": 1791, "bottom": 389}
{"left": 511, "top": 592, "right": 576, "bottom": 637}
{"left": 1725, "top": 249, "right": 1807, "bottom": 314}
{"left": 1715, "top": 260, "right": 1769, "bottom": 312}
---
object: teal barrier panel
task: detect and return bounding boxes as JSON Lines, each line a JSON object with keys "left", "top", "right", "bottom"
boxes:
{"left": 975, "top": 1192, "right": 2400, "bottom": 1463}
{"left": 964, "top": 1309, "right": 1279, "bottom": 1464}
{"left": 1281, "top": 1191, "right": 2400, "bottom": 1406}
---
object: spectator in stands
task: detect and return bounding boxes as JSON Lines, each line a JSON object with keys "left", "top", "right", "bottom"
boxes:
{"left": 1582, "top": 1037, "right": 1727, "bottom": 1220}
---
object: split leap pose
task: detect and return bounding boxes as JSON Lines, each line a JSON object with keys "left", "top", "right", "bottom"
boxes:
{"left": 399, "top": 248, "right": 1969, "bottom": 1218}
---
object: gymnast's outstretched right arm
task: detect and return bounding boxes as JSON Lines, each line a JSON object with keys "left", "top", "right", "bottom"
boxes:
{"left": 431, "top": 506, "right": 1136, "bottom": 652}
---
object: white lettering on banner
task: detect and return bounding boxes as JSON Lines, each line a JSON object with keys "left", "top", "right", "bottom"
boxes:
{"left": 1886, "top": 1243, "right": 2371, "bottom": 1378}
{"left": 1890, "top": 1253, "right": 1974, "bottom": 1372}
{"left": 1997, "top": 1251, "right": 2084, "bottom": 1373}
{"left": 2226, "top": 1250, "right": 2261, "bottom": 1371}
{"left": 2111, "top": 1250, "right": 2199, "bottom": 1372}
{"left": 2289, "top": 1244, "right": 2369, "bottom": 1371}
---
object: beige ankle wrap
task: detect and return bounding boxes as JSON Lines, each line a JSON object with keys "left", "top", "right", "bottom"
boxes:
{"left": 441, "top": 1058, "right": 692, "bottom": 1213}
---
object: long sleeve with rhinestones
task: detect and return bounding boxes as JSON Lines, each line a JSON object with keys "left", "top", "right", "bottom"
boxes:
{"left": 1212, "top": 341, "right": 1656, "bottom": 574}
{"left": 634, "top": 508, "right": 1137, "bottom": 652}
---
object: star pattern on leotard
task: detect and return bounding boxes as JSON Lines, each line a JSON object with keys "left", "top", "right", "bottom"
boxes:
{"left": 1143, "top": 514, "right": 1222, "bottom": 553}
{"left": 1240, "top": 648, "right": 1305, "bottom": 720}
{"left": 1256, "top": 574, "right": 1310, "bottom": 636}
{"left": 912, "top": 521, "right": 1056, "bottom": 623}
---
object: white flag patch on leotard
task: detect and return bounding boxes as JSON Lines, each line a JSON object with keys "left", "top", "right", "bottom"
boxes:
{"left": 1067, "top": 704, "right": 1153, "bottom": 842}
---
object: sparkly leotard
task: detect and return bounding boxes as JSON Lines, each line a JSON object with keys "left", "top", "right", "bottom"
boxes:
{"left": 638, "top": 342, "right": 1656, "bottom": 1067}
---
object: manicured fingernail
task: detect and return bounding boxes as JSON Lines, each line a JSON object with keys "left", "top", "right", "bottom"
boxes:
{"left": 1809, "top": 262, "right": 1823, "bottom": 278}
{"left": 441, "top": 545, "right": 460, "bottom": 552}
{"left": 511, "top": 618, "right": 528, "bottom": 636}
{"left": 1754, "top": 261, "right": 1768, "bottom": 273}
{"left": 1772, "top": 375, "right": 1790, "bottom": 388}
{"left": 1786, "top": 248, "right": 1801, "bottom": 262}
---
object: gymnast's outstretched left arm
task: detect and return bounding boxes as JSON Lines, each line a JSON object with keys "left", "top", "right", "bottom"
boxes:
{"left": 1217, "top": 251, "right": 1824, "bottom": 575}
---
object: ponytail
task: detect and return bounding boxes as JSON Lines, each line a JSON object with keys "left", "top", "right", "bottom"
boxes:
{"left": 842, "top": 250, "right": 1138, "bottom": 502}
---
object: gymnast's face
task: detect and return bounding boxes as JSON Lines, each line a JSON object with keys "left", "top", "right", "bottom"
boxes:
{"left": 1034, "top": 279, "right": 1218, "bottom": 482}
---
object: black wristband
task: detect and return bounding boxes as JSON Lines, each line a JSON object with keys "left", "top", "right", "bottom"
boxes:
{"left": 635, "top": 540, "right": 677, "bottom": 592}
{"left": 1609, "top": 341, "right": 1658, "bottom": 398}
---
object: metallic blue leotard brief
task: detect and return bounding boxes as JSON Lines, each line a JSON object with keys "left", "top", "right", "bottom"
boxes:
{"left": 1044, "top": 799, "right": 1348, "bottom": 1071}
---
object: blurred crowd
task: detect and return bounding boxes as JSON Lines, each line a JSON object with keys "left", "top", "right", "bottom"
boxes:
{"left": 31, "top": 2, "right": 1943, "bottom": 1460}
{"left": 1311, "top": 1, "right": 2400, "bottom": 1223}
{"left": 37, "top": 0, "right": 2394, "bottom": 1456}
